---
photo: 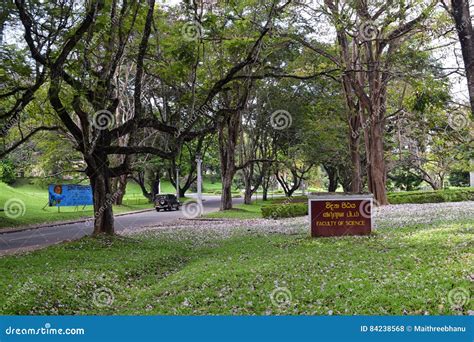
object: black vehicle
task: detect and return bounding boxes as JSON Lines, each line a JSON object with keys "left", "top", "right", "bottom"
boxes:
{"left": 154, "top": 194, "right": 181, "bottom": 211}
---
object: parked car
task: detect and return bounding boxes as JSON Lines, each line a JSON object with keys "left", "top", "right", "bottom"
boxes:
{"left": 154, "top": 194, "right": 181, "bottom": 211}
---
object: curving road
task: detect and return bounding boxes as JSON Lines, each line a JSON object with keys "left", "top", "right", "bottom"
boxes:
{"left": 0, "top": 195, "right": 242, "bottom": 256}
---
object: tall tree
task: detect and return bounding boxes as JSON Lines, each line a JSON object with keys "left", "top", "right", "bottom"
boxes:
{"left": 442, "top": 0, "right": 474, "bottom": 115}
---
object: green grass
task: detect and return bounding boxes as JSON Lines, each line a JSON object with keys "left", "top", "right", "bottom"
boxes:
{"left": 0, "top": 218, "right": 472, "bottom": 315}
{"left": 0, "top": 181, "right": 152, "bottom": 229}
{"left": 0, "top": 176, "right": 227, "bottom": 229}
{"left": 205, "top": 202, "right": 265, "bottom": 219}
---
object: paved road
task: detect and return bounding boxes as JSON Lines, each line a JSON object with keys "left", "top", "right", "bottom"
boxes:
{"left": 0, "top": 195, "right": 242, "bottom": 255}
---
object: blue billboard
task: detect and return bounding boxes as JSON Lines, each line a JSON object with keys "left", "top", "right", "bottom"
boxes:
{"left": 48, "top": 184, "right": 93, "bottom": 207}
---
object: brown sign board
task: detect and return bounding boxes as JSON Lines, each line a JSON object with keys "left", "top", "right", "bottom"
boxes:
{"left": 308, "top": 194, "right": 373, "bottom": 237}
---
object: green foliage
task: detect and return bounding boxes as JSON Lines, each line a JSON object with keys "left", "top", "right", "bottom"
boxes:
{"left": 388, "top": 166, "right": 423, "bottom": 191}
{"left": 388, "top": 188, "right": 474, "bottom": 204}
{"left": 449, "top": 170, "right": 470, "bottom": 187}
{"left": 0, "top": 159, "right": 16, "bottom": 184}
{"left": 261, "top": 202, "right": 308, "bottom": 219}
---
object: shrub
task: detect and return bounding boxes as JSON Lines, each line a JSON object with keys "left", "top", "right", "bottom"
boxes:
{"left": 261, "top": 202, "right": 308, "bottom": 219}
{"left": 0, "top": 159, "right": 16, "bottom": 184}
{"left": 387, "top": 188, "right": 474, "bottom": 204}
{"left": 270, "top": 195, "right": 307, "bottom": 204}
{"left": 449, "top": 170, "right": 470, "bottom": 187}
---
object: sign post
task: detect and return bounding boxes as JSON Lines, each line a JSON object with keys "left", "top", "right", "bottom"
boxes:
{"left": 48, "top": 184, "right": 94, "bottom": 208}
{"left": 308, "top": 193, "right": 373, "bottom": 237}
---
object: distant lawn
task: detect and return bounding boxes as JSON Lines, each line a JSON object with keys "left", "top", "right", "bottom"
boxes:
{"left": 0, "top": 217, "right": 472, "bottom": 315}
{"left": 0, "top": 176, "right": 225, "bottom": 229}
{"left": 205, "top": 202, "right": 265, "bottom": 219}
{"left": 0, "top": 181, "right": 152, "bottom": 230}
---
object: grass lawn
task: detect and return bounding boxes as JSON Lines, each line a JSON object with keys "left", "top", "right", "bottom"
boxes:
{"left": 0, "top": 209, "right": 472, "bottom": 315}
{"left": 0, "top": 181, "right": 152, "bottom": 230}
{"left": 0, "top": 176, "right": 225, "bottom": 229}
{"left": 205, "top": 202, "right": 265, "bottom": 219}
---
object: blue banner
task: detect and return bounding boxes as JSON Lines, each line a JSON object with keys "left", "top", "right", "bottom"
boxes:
{"left": 0, "top": 316, "right": 471, "bottom": 342}
{"left": 48, "top": 184, "right": 93, "bottom": 207}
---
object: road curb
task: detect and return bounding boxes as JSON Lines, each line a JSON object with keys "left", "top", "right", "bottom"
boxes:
{"left": 0, "top": 208, "right": 155, "bottom": 235}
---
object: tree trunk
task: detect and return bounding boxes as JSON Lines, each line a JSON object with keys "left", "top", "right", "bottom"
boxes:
{"left": 452, "top": 0, "right": 474, "bottom": 116}
{"left": 221, "top": 171, "right": 234, "bottom": 210}
{"left": 349, "top": 112, "right": 362, "bottom": 192}
{"left": 87, "top": 156, "right": 115, "bottom": 235}
{"left": 368, "top": 120, "right": 389, "bottom": 205}
{"left": 350, "top": 134, "right": 361, "bottom": 193}
{"left": 179, "top": 174, "right": 197, "bottom": 199}
{"left": 328, "top": 173, "right": 338, "bottom": 192}
{"left": 151, "top": 170, "right": 161, "bottom": 200}
{"left": 261, "top": 169, "right": 271, "bottom": 201}
{"left": 112, "top": 175, "right": 127, "bottom": 205}
{"left": 244, "top": 187, "right": 253, "bottom": 204}
{"left": 324, "top": 165, "right": 338, "bottom": 192}
{"left": 218, "top": 111, "right": 241, "bottom": 210}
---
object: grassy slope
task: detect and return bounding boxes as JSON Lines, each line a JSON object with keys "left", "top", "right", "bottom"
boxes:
{"left": 0, "top": 218, "right": 472, "bottom": 315}
{"left": 205, "top": 202, "right": 264, "bottom": 219}
{"left": 0, "top": 181, "right": 149, "bottom": 229}
{"left": 0, "top": 177, "right": 225, "bottom": 229}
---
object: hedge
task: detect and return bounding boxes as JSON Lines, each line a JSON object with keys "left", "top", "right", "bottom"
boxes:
{"left": 261, "top": 189, "right": 473, "bottom": 219}
{"left": 261, "top": 202, "right": 308, "bottom": 219}
{"left": 270, "top": 195, "right": 307, "bottom": 204}
{"left": 387, "top": 188, "right": 474, "bottom": 204}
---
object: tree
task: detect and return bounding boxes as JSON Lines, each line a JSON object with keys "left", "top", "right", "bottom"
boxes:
{"left": 3, "top": 0, "right": 284, "bottom": 232}
{"left": 291, "top": 0, "right": 436, "bottom": 204}
{"left": 442, "top": 0, "right": 474, "bottom": 116}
